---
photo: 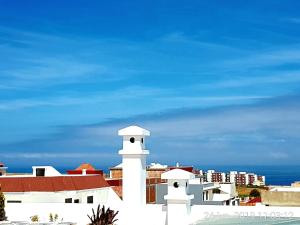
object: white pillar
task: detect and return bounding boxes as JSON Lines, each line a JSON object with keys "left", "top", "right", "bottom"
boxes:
{"left": 118, "top": 126, "right": 150, "bottom": 225}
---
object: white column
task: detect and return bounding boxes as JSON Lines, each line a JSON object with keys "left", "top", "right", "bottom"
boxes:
{"left": 121, "top": 152, "right": 148, "bottom": 208}
{"left": 162, "top": 169, "right": 195, "bottom": 225}
{"left": 118, "top": 126, "right": 150, "bottom": 225}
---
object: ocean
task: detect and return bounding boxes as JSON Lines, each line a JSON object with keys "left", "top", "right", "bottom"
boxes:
{"left": 7, "top": 165, "right": 300, "bottom": 186}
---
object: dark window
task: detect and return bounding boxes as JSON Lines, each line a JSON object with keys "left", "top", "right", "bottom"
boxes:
{"left": 141, "top": 138, "right": 144, "bottom": 144}
{"left": 7, "top": 200, "right": 21, "bottom": 203}
{"left": 173, "top": 182, "right": 179, "bottom": 188}
{"left": 65, "top": 198, "right": 72, "bottom": 203}
{"left": 87, "top": 196, "right": 93, "bottom": 204}
{"left": 74, "top": 199, "right": 79, "bottom": 203}
{"left": 36, "top": 168, "right": 45, "bottom": 177}
{"left": 130, "top": 137, "right": 135, "bottom": 143}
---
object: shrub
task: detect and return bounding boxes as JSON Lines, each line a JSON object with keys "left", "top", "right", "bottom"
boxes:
{"left": 50, "top": 213, "right": 59, "bottom": 222}
{"left": 249, "top": 189, "right": 261, "bottom": 198}
{"left": 30, "top": 215, "right": 39, "bottom": 222}
{"left": 87, "top": 204, "right": 118, "bottom": 225}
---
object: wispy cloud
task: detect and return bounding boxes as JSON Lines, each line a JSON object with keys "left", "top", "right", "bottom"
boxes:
{"left": 2, "top": 95, "right": 300, "bottom": 165}
{"left": 0, "top": 93, "right": 269, "bottom": 111}
{"left": 0, "top": 26, "right": 132, "bottom": 89}
{"left": 196, "top": 71, "right": 300, "bottom": 89}
{"left": 283, "top": 18, "right": 300, "bottom": 24}
{"left": 0, "top": 86, "right": 165, "bottom": 110}
{"left": 270, "top": 152, "right": 289, "bottom": 159}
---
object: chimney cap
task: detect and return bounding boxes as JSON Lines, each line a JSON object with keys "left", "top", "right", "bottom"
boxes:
{"left": 118, "top": 125, "right": 150, "bottom": 136}
{"left": 162, "top": 169, "right": 195, "bottom": 180}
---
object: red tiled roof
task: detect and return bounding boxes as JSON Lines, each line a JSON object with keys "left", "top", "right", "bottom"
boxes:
{"left": 247, "top": 197, "right": 261, "bottom": 204}
{"left": 0, "top": 175, "right": 109, "bottom": 192}
{"left": 112, "top": 186, "right": 122, "bottom": 198}
{"left": 76, "top": 163, "right": 96, "bottom": 171}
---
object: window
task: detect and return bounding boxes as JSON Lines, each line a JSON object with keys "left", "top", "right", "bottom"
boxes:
{"left": 36, "top": 168, "right": 45, "bottom": 177}
{"left": 65, "top": 198, "right": 72, "bottom": 203}
{"left": 173, "top": 182, "right": 179, "bottom": 188}
{"left": 74, "top": 199, "right": 79, "bottom": 203}
{"left": 130, "top": 137, "right": 135, "bottom": 143}
{"left": 7, "top": 200, "right": 21, "bottom": 203}
{"left": 87, "top": 196, "right": 93, "bottom": 204}
{"left": 141, "top": 138, "right": 144, "bottom": 144}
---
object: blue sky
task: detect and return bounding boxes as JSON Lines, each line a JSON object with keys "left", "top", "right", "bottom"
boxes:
{"left": 1, "top": 0, "right": 300, "bottom": 170}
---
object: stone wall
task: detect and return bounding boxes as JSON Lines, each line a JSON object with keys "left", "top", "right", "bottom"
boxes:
{"left": 262, "top": 191, "right": 300, "bottom": 206}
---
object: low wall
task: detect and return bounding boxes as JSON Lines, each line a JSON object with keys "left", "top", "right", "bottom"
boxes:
{"left": 190, "top": 205, "right": 300, "bottom": 224}
{"left": 261, "top": 191, "right": 300, "bottom": 206}
{"left": 5, "top": 202, "right": 121, "bottom": 225}
{"left": 4, "top": 203, "right": 300, "bottom": 225}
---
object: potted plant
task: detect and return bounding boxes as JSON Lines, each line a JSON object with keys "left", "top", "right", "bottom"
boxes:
{"left": 87, "top": 204, "right": 118, "bottom": 225}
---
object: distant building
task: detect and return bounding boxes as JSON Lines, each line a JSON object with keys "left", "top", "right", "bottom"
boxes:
{"left": 109, "top": 162, "right": 193, "bottom": 179}
{"left": 0, "top": 163, "right": 7, "bottom": 176}
{"left": 205, "top": 170, "right": 265, "bottom": 186}
{"left": 109, "top": 163, "right": 123, "bottom": 179}
{"left": 67, "top": 163, "right": 103, "bottom": 175}
{"left": 292, "top": 181, "right": 300, "bottom": 187}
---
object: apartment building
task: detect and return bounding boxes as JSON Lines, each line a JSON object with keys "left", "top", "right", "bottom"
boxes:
{"left": 205, "top": 170, "right": 265, "bottom": 186}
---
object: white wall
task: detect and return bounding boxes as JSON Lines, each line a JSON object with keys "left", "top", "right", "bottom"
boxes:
{"left": 5, "top": 203, "right": 122, "bottom": 225}
{"left": 5, "top": 203, "right": 300, "bottom": 225}
{"left": 4, "top": 187, "right": 121, "bottom": 205}
{"left": 219, "top": 183, "right": 236, "bottom": 197}
{"left": 190, "top": 205, "right": 300, "bottom": 224}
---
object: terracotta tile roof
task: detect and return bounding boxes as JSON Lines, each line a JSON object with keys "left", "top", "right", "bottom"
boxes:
{"left": 75, "top": 163, "right": 96, "bottom": 171}
{"left": 0, "top": 175, "right": 109, "bottom": 192}
{"left": 112, "top": 186, "right": 122, "bottom": 199}
{"left": 247, "top": 197, "right": 261, "bottom": 204}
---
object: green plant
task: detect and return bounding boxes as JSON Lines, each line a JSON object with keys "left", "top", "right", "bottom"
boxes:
{"left": 0, "top": 185, "right": 6, "bottom": 221}
{"left": 30, "top": 215, "right": 39, "bottom": 222}
{"left": 49, "top": 213, "right": 59, "bottom": 222}
{"left": 249, "top": 189, "right": 261, "bottom": 198}
{"left": 87, "top": 204, "right": 118, "bottom": 225}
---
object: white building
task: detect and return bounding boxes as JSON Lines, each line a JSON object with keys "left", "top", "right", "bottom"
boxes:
{"left": 205, "top": 169, "right": 265, "bottom": 186}
{"left": 0, "top": 166, "right": 121, "bottom": 206}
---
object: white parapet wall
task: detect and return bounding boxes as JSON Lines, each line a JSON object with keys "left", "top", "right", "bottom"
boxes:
{"left": 5, "top": 203, "right": 300, "bottom": 225}
{"left": 5, "top": 202, "right": 122, "bottom": 225}
{"left": 190, "top": 205, "right": 300, "bottom": 224}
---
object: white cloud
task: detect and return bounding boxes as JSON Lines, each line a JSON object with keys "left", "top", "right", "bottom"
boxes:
{"left": 283, "top": 18, "right": 300, "bottom": 24}
{"left": 270, "top": 152, "right": 289, "bottom": 159}
{"left": 0, "top": 86, "right": 166, "bottom": 110}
